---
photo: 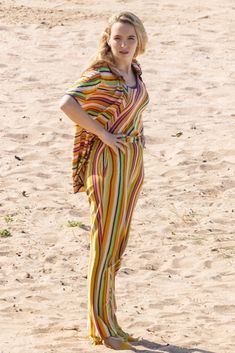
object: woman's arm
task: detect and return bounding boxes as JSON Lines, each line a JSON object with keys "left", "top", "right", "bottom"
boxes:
{"left": 59, "top": 95, "right": 127, "bottom": 154}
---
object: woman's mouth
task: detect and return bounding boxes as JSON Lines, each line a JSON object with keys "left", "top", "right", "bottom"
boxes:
{"left": 119, "top": 51, "right": 129, "bottom": 54}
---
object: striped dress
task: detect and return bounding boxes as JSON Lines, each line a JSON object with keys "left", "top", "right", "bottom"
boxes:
{"left": 66, "top": 60, "right": 149, "bottom": 345}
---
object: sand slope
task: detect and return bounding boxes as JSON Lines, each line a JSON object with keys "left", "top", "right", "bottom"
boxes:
{"left": 0, "top": 1, "right": 234, "bottom": 352}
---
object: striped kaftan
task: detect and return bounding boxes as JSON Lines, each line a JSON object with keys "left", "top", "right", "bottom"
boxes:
{"left": 65, "top": 60, "right": 149, "bottom": 344}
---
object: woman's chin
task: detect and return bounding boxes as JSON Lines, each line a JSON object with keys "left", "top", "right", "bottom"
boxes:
{"left": 114, "top": 54, "right": 133, "bottom": 63}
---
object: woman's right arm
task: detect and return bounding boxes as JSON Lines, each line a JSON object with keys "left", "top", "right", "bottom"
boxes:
{"left": 59, "top": 95, "right": 127, "bottom": 154}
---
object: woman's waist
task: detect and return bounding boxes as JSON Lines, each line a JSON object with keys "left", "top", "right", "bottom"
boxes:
{"left": 117, "top": 133, "right": 145, "bottom": 147}
{"left": 119, "top": 134, "right": 143, "bottom": 142}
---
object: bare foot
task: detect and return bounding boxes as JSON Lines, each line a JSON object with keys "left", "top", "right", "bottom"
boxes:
{"left": 103, "top": 336, "right": 134, "bottom": 350}
{"left": 126, "top": 335, "right": 140, "bottom": 342}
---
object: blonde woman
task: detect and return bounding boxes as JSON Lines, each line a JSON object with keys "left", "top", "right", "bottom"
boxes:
{"left": 59, "top": 11, "right": 149, "bottom": 350}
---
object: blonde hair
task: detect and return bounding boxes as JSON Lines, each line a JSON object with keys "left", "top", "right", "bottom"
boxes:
{"left": 82, "top": 11, "right": 148, "bottom": 73}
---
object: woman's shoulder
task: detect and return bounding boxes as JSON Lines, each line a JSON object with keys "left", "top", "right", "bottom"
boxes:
{"left": 80, "top": 67, "right": 102, "bottom": 79}
{"left": 81, "top": 61, "right": 110, "bottom": 76}
{"left": 80, "top": 60, "right": 143, "bottom": 83}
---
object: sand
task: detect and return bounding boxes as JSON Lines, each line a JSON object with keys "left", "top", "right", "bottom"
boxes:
{"left": 0, "top": 0, "right": 234, "bottom": 352}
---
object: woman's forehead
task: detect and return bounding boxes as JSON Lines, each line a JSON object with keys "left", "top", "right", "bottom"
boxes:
{"left": 110, "top": 22, "right": 136, "bottom": 36}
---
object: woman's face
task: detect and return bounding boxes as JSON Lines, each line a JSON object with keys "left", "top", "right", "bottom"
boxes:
{"left": 108, "top": 22, "right": 138, "bottom": 63}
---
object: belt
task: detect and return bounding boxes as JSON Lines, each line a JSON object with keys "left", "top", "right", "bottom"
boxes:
{"left": 118, "top": 134, "right": 144, "bottom": 144}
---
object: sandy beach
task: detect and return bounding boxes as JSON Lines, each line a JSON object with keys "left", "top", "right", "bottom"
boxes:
{"left": 0, "top": 0, "right": 235, "bottom": 352}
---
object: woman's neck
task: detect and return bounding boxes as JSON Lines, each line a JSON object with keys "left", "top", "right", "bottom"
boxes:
{"left": 113, "top": 59, "right": 133, "bottom": 75}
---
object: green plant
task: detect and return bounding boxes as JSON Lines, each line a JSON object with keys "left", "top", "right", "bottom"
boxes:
{"left": 4, "top": 214, "right": 14, "bottom": 223}
{"left": 0, "top": 229, "right": 12, "bottom": 237}
{"left": 66, "top": 220, "right": 90, "bottom": 231}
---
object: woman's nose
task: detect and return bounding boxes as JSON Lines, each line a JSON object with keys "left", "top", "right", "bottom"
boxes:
{"left": 120, "top": 41, "right": 127, "bottom": 47}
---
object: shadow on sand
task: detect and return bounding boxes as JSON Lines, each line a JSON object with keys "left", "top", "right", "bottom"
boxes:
{"left": 129, "top": 337, "right": 215, "bottom": 353}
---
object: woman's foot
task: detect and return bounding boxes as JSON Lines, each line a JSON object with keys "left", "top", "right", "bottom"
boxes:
{"left": 126, "top": 335, "right": 140, "bottom": 342}
{"left": 115, "top": 328, "right": 140, "bottom": 342}
{"left": 103, "top": 336, "right": 133, "bottom": 350}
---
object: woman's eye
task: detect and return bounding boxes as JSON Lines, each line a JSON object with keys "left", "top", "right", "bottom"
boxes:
{"left": 112, "top": 37, "right": 135, "bottom": 41}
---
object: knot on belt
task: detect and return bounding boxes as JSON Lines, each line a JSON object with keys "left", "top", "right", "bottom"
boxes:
{"left": 118, "top": 134, "right": 145, "bottom": 144}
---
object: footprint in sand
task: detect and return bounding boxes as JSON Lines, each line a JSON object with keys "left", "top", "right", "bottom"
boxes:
{"left": 213, "top": 305, "right": 235, "bottom": 314}
{"left": 170, "top": 245, "right": 187, "bottom": 253}
{"left": 171, "top": 256, "right": 193, "bottom": 269}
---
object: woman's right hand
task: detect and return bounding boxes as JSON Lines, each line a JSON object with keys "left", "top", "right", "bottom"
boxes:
{"left": 98, "top": 130, "right": 128, "bottom": 155}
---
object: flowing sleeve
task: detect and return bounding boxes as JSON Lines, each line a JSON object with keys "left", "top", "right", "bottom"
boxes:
{"left": 65, "top": 69, "right": 101, "bottom": 103}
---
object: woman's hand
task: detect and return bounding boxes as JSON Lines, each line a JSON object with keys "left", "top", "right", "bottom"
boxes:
{"left": 59, "top": 96, "right": 128, "bottom": 154}
{"left": 98, "top": 130, "right": 128, "bottom": 155}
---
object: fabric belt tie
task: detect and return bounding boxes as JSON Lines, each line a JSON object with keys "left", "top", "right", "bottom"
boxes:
{"left": 117, "top": 134, "right": 145, "bottom": 144}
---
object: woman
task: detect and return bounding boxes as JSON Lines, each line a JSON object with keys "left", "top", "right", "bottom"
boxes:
{"left": 59, "top": 11, "right": 149, "bottom": 350}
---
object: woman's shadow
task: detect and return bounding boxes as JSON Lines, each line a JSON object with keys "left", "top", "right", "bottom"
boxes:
{"left": 129, "top": 337, "right": 216, "bottom": 353}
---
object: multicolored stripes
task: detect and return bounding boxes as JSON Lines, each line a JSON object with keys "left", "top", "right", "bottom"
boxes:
{"left": 65, "top": 60, "right": 149, "bottom": 193}
{"left": 84, "top": 137, "right": 145, "bottom": 344}
{"left": 65, "top": 60, "right": 149, "bottom": 344}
